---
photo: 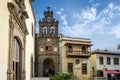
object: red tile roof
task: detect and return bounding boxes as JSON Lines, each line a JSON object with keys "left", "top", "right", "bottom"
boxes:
{"left": 91, "top": 49, "right": 120, "bottom": 55}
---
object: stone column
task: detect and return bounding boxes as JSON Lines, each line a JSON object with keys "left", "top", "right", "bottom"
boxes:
{"left": 7, "top": 14, "right": 14, "bottom": 80}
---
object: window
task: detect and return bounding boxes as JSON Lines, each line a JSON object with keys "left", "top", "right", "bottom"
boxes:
{"left": 82, "top": 47, "right": 86, "bottom": 53}
{"left": 31, "top": 24, "right": 34, "bottom": 36}
{"left": 45, "top": 46, "right": 52, "bottom": 51}
{"left": 82, "top": 63, "right": 87, "bottom": 74}
{"left": 13, "top": 38, "right": 20, "bottom": 62}
{"left": 43, "top": 26, "right": 47, "bottom": 34}
{"left": 114, "top": 58, "right": 119, "bottom": 65}
{"left": 99, "top": 57, "right": 103, "bottom": 65}
{"left": 50, "top": 27, "right": 55, "bottom": 34}
{"left": 30, "top": 56, "right": 34, "bottom": 77}
{"left": 68, "top": 63, "right": 73, "bottom": 73}
{"left": 46, "top": 46, "right": 48, "bottom": 50}
{"left": 107, "top": 57, "right": 111, "bottom": 65}
{"left": 68, "top": 45, "right": 73, "bottom": 52}
{"left": 76, "top": 59, "right": 80, "bottom": 64}
{"left": 97, "top": 70, "right": 103, "bottom": 77}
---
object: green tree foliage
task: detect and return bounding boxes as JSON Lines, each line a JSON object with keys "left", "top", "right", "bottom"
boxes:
{"left": 54, "top": 72, "right": 73, "bottom": 80}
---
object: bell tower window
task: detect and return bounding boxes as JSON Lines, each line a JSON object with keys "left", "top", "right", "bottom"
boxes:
{"left": 50, "top": 27, "right": 55, "bottom": 34}
{"left": 43, "top": 26, "right": 47, "bottom": 34}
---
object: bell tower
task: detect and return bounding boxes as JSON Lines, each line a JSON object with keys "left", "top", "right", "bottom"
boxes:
{"left": 36, "top": 7, "right": 60, "bottom": 77}
{"left": 39, "top": 6, "right": 58, "bottom": 38}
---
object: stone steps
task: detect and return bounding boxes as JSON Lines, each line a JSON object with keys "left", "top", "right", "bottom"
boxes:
{"left": 32, "top": 77, "right": 50, "bottom": 80}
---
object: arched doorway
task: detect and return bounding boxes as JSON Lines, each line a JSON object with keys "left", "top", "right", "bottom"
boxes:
{"left": 13, "top": 37, "right": 22, "bottom": 80}
{"left": 43, "top": 58, "right": 55, "bottom": 77}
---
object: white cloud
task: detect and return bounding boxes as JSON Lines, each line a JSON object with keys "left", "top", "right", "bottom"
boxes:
{"left": 60, "top": 15, "right": 68, "bottom": 25}
{"left": 89, "top": 0, "right": 94, "bottom": 3}
{"left": 89, "top": 0, "right": 102, "bottom": 7}
{"left": 81, "top": 7, "right": 96, "bottom": 21}
{"left": 56, "top": 11, "right": 62, "bottom": 15}
{"left": 56, "top": 8, "right": 64, "bottom": 15}
{"left": 92, "top": 3, "right": 102, "bottom": 7}
{"left": 59, "top": 2, "right": 120, "bottom": 38}
{"left": 108, "top": 3, "right": 113, "bottom": 9}
{"left": 109, "top": 25, "right": 120, "bottom": 38}
{"left": 60, "top": 8, "right": 64, "bottom": 11}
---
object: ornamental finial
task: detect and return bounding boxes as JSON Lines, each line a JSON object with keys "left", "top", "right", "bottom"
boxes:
{"left": 47, "top": 6, "right": 50, "bottom": 11}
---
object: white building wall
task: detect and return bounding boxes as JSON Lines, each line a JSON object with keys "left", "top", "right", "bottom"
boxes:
{"left": 25, "top": 0, "right": 35, "bottom": 80}
{"left": 96, "top": 54, "right": 120, "bottom": 71}
{"left": 0, "top": 0, "right": 35, "bottom": 80}
{"left": 0, "top": 0, "right": 12, "bottom": 80}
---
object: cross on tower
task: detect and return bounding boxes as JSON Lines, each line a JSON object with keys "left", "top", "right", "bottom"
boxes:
{"left": 47, "top": 6, "right": 50, "bottom": 11}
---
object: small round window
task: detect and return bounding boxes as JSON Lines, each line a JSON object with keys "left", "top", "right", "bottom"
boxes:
{"left": 76, "top": 59, "right": 80, "bottom": 64}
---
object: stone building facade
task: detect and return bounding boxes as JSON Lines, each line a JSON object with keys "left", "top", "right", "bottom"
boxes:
{"left": 0, "top": 0, "right": 35, "bottom": 80}
{"left": 59, "top": 35, "right": 92, "bottom": 80}
{"left": 91, "top": 49, "right": 120, "bottom": 78}
{"left": 35, "top": 7, "right": 93, "bottom": 80}
{"left": 35, "top": 7, "right": 60, "bottom": 77}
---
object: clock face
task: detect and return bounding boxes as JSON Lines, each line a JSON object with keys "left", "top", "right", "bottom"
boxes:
{"left": 47, "top": 17, "right": 51, "bottom": 22}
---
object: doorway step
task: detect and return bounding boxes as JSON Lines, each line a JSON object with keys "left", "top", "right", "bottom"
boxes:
{"left": 32, "top": 77, "right": 50, "bottom": 80}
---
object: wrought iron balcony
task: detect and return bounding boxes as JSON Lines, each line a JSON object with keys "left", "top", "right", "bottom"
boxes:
{"left": 66, "top": 50, "right": 91, "bottom": 58}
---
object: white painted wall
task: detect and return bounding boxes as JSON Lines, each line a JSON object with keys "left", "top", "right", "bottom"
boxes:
{"left": 25, "top": 0, "right": 35, "bottom": 80}
{"left": 0, "top": 65, "right": 7, "bottom": 80}
{"left": 96, "top": 54, "right": 120, "bottom": 71}
{"left": 0, "top": 0, "right": 12, "bottom": 79}
{"left": 0, "top": 0, "right": 35, "bottom": 80}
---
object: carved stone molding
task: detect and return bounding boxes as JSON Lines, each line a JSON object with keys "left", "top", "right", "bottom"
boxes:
{"left": 7, "top": 3, "right": 15, "bottom": 13}
{"left": 9, "top": 14, "right": 14, "bottom": 29}
{"left": 7, "top": 15, "right": 14, "bottom": 80}
{"left": 7, "top": 1, "right": 27, "bottom": 80}
{"left": 7, "top": 2, "right": 28, "bottom": 35}
{"left": 15, "top": 0, "right": 26, "bottom": 10}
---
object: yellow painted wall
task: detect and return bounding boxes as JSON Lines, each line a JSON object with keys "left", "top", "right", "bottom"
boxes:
{"left": 91, "top": 53, "right": 97, "bottom": 76}
{"left": 74, "top": 59, "right": 91, "bottom": 80}
{"left": 60, "top": 36, "right": 92, "bottom": 80}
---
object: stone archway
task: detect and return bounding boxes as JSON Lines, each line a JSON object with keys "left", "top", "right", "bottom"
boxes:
{"left": 13, "top": 37, "right": 23, "bottom": 80}
{"left": 43, "top": 58, "right": 55, "bottom": 77}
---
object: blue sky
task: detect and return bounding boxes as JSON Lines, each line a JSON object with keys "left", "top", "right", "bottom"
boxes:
{"left": 32, "top": 0, "right": 120, "bottom": 52}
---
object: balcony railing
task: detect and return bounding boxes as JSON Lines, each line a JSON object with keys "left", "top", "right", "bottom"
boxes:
{"left": 66, "top": 50, "right": 91, "bottom": 58}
